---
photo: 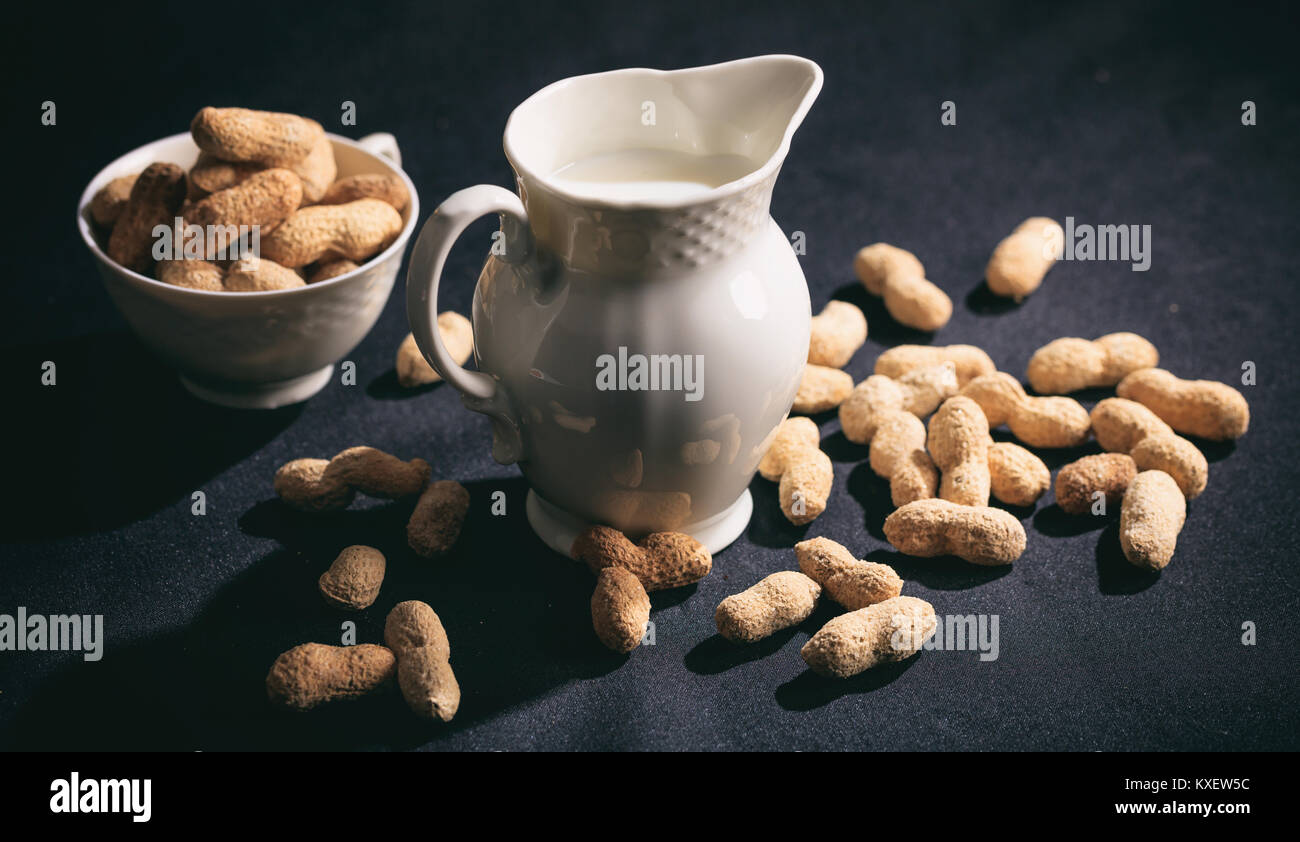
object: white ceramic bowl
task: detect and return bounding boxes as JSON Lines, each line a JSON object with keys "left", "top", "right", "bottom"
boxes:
{"left": 77, "top": 132, "right": 418, "bottom": 409}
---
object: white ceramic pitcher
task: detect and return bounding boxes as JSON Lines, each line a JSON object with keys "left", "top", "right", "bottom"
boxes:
{"left": 407, "top": 55, "right": 823, "bottom": 555}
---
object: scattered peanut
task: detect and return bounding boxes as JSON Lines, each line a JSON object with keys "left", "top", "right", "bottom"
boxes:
{"left": 756, "top": 417, "right": 832, "bottom": 524}
{"left": 985, "top": 216, "right": 1064, "bottom": 300}
{"left": 874, "top": 344, "right": 996, "bottom": 387}
{"left": 838, "top": 363, "right": 958, "bottom": 444}
{"left": 592, "top": 566, "right": 652, "bottom": 652}
{"left": 927, "top": 397, "right": 992, "bottom": 506}
{"left": 758, "top": 417, "right": 819, "bottom": 480}
{"left": 960, "top": 372, "right": 1091, "bottom": 448}
{"left": 306, "top": 258, "right": 360, "bottom": 284}
{"left": 107, "top": 162, "right": 186, "bottom": 274}
{"left": 274, "top": 446, "right": 430, "bottom": 512}
{"left": 261, "top": 198, "right": 403, "bottom": 268}
{"left": 320, "top": 173, "right": 411, "bottom": 213}
{"left": 793, "top": 364, "right": 854, "bottom": 414}
{"left": 318, "top": 545, "right": 386, "bottom": 610}
{"left": 89, "top": 174, "right": 138, "bottom": 228}
{"left": 384, "top": 601, "right": 459, "bottom": 721}
{"left": 884, "top": 498, "right": 1027, "bottom": 565}
{"left": 800, "top": 595, "right": 936, "bottom": 678}
{"left": 1116, "top": 368, "right": 1250, "bottom": 441}
{"left": 188, "top": 167, "right": 302, "bottom": 232}
{"left": 191, "top": 106, "right": 325, "bottom": 168}
{"left": 1026, "top": 332, "right": 1159, "bottom": 394}
{"left": 853, "top": 243, "right": 952, "bottom": 331}
{"left": 572, "top": 525, "right": 712, "bottom": 590}
{"left": 795, "top": 536, "right": 903, "bottom": 610}
{"left": 868, "top": 409, "right": 938, "bottom": 505}
{"left": 715, "top": 571, "right": 821, "bottom": 643}
{"left": 1055, "top": 453, "right": 1136, "bottom": 515}
{"left": 1119, "top": 470, "right": 1186, "bottom": 570}
{"left": 807, "top": 300, "right": 868, "bottom": 367}
{"left": 265, "top": 643, "right": 395, "bottom": 711}
{"left": 157, "top": 258, "right": 224, "bottom": 291}
{"left": 406, "top": 480, "right": 470, "bottom": 557}
{"left": 224, "top": 254, "right": 306, "bottom": 291}
{"left": 988, "top": 441, "right": 1050, "bottom": 507}
{"left": 396, "top": 313, "right": 474, "bottom": 387}
{"left": 1089, "top": 398, "right": 1208, "bottom": 499}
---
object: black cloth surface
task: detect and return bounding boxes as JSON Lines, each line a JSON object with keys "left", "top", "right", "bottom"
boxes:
{"left": 4, "top": 0, "right": 1299, "bottom": 750}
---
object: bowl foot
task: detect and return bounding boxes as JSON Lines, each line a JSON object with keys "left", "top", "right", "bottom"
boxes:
{"left": 526, "top": 488, "right": 752, "bottom": 558}
{"left": 178, "top": 365, "right": 334, "bottom": 409}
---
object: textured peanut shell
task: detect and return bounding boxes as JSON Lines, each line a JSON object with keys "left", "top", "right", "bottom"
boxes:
{"left": 869, "top": 410, "right": 938, "bottom": 506}
{"left": 757, "top": 416, "right": 820, "bottom": 480}
{"left": 794, "top": 536, "right": 903, "bottom": 610}
{"left": 875, "top": 344, "right": 996, "bottom": 386}
{"left": 1026, "top": 332, "right": 1158, "bottom": 394}
{"left": 1008, "top": 395, "right": 1091, "bottom": 448}
{"left": 884, "top": 498, "right": 1027, "bottom": 565}
{"left": 318, "top": 545, "right": 386, "bottom": 610}
{"left": 1054, "top": 453, "right": 1136, "bottom": 515}
{"left": 1090, "top": 398, "right": 1174, "bottom": 452}
{"left": 188, "top": 152, "right": 264, "bottom": 197}
{"left": 1117, "top": 368, "right": 1250, "bottom": 441}
{"left": 592, "top": 567, "right": 651, "bottom": 653}
{"left": 985, "top": 217, "right": 1064, "bottom": 300}
{"left": 320, "top": 173, "right": 410, "bottom": 212}
{"left": 266, "top": 643, "right": 394, "bottom": 711}
{"left": 396, "top": 312, "right": 474, "bottom": 387}
{"left": 322, "top": 446, "right": 430, "bottom": 499}
{"left": 1119, "top": 470, "right": 1186, "bottom": 570}
{"left": 793, "top": 365, "right": 854, "bottom": 413}
{"left": 960, "top": 372, "right": 1027, "bottom": 427}
{"left": 289, "top": 134, "right": 337, "bottom": 203}
{"left": 224, "top": 255, "right": 304, "bottom": 291}
{"left": 928, "top": 397, "right": 992, "bottom": 506}
{"left": 90, "top": 174, "right": 138, "bottom": 227}
{"left": 407, "top": 480, "right": 470, "bottom": 558}
{"left": 306, "top": 258, "right": 360, "bottom": 284}
{"left": 384, "top": 600, "right": 451, "bottom": 661}
{"left": 189, "top": 167, "right": 302, "bottom": 231}
{"left": 838, "top": 365, "right": 957, "bottom": 445}
{"left": 715, "top": 571, "right": 821, "bottom": 643}
{"left": 273, "top": 458, "right": 356, "bottom": 512}
{"left": 157, "top": 258, "right": 224, "bottom": 291}
{"left": 572, "top": 526, "right": 712, "bottom": 591}
{"left": 191, "top": 107, "right": 324, "bottom": 166}
{"left": 801, "top": 596, "right": 936, "bottom": 678}
{"left": 988, "top": 442, "right": 1050, "bottom": 507}
{"left": 107, "top": 163, "right": 186, "bottom": 273}
{"left": 1130, "top": 433, "right": 1208, "bottom": 499}
{"left": 807, "top": 300, "right": 867, "bottom": 367}
{"left": 779, "top": 448, "right": 833, "bottom": 524}
{"left": 396, "top": 647, "right": 461, "bottom": 721}
{"left": 853, "top": 243, "right": 925, "bottom": 295}
{"left": 261, "top": 199, "right": 402, "bottom": 267}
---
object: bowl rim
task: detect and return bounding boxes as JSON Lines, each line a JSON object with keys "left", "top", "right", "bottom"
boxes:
{"left": 76, "top": 131, "right": 420, "bottom": 299}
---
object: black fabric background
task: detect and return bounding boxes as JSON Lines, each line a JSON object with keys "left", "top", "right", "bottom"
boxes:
{"left": 3, "top": 0, "right": 1298, "bottom": 751}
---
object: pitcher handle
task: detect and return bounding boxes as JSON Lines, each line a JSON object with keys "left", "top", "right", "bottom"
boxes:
{"left": 406, "top": 185, "right": 531, "bottom": 464}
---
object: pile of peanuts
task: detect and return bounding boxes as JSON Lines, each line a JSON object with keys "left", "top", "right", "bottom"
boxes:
{"left": 264, "top": 445, "right": 470, "bottom": 720}
{"left": 89, "top": 107, "right": 409, "bottom": 291}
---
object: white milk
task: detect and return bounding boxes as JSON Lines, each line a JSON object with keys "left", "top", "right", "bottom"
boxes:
{"left": 549, "top": 148, "right": 760, "bottom": 201}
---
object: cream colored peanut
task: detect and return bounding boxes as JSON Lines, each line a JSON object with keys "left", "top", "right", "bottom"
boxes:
{"left": 757, "top": 417, "right": 832, "bottom": 524}
{"left": 884, "top": 498, "right": 1027, "bottom": 565}
{"left": 987, "top": 442, "right": 1050, "bottom": 507}
{"left": 1054, "top": 453, "right": 1136, "bottom": 515}
{"left": 715, "top": 571, "right": 821, "bottom": 643}
{"left": 868, "top": 409, "right": 939, "bottom": 506}
{"left": 838, "top": 363, "right": 958, "bottom": 444}
{"left": 1089, "top": 398, "right": 1208, "bottom": 499}
{"left": 985, "top": 216, "right": 1064, "bottom": 300}
{"left": 261, "top": 199, "right": 403, "bottom": 268}
{"left": 807, "top": 300, "right": 868, "bottom": 367}
{"left": 801, "top": 596, "right": 936, "bottom": 678}
{"left": 1117, "top": 368, "right": 1250, "bottom": 441}
{"left": 874, "top": 344, "right": 996, "bottom": 387}
{"left": 572, "top": 525, "right": 712, "bottom": 591}
{"left": 853, "top": 243, "right": 952, "bottom": 331}
{"left": 927, "top": 397, "right": 992, "bottom": 506}
{"left": 1119, "top": 470, "right": 1186, "bottom": 570}
{"left": 793, "top": 364, "right": 854, "bottom": 414}
{"left": 795, "top": 536, "right": 903, "bottom": 610}
{"left": 1026, "top": 332, "right": 1159, "bottom": 394}
{"left": 396, "top": 313, "right": 474, "bottom": 387}
{"left": 960, "top": 372, "right": 1090, "bottom": 448}
{"left": 758, "top": 417, "right": 820, "bottom": 480}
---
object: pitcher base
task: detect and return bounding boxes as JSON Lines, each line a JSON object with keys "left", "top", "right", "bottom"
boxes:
{"left": 526, "top": 489, "right": 752, "bottom": 558}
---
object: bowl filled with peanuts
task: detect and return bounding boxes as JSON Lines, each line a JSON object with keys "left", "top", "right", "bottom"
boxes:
{"left": 77, "top": 107, "right": 419, "bottom": 409}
